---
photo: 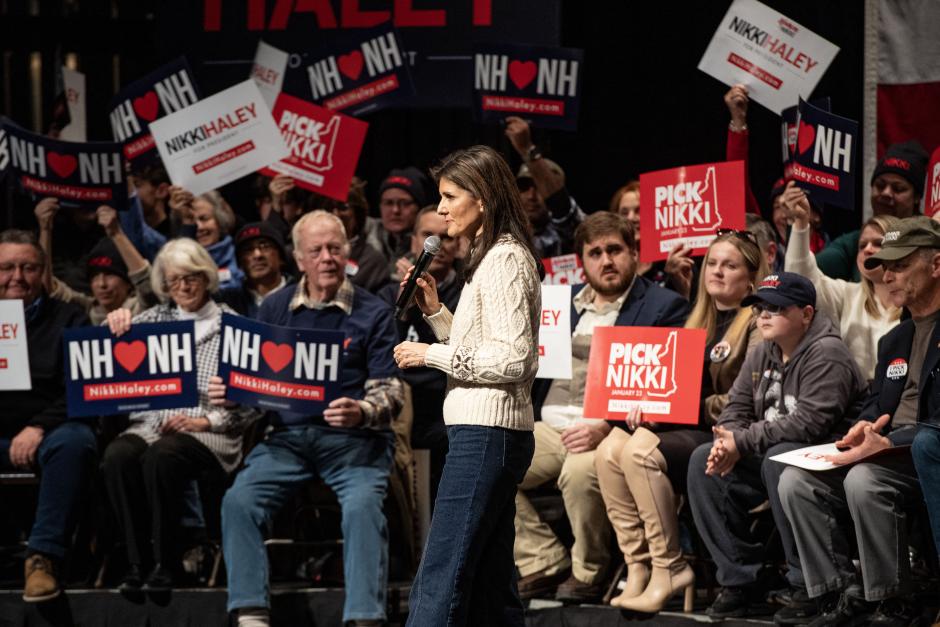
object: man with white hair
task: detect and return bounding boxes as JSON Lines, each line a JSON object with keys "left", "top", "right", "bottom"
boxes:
{"left": 217, "top": 211, "right": 404, "bottom": 627}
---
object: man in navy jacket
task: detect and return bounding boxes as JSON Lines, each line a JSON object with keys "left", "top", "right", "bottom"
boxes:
{"left": 515, "top": 212, "right": 689, "bottom": 603}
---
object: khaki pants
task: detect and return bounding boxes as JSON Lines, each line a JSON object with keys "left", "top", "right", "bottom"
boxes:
{"left": 513, "top": 421, "right": 611, "bottom": 584}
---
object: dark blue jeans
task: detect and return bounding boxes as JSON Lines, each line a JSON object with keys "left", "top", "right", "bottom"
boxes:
{"left": 912, "top": 425, "right": 940, "bottom": 557}
{"left": 407, "top": 425, "right": 535, "bottom": 627}
{"left": 0, "top": 421, "right": 97, "bottom": 559}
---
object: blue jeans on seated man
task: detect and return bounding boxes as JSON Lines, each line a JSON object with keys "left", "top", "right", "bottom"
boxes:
{"left": 912, "top": 425, "right": 940, "bottom": 557}
{"left": 222, "top": 424, "right": 394, "bottom": 623}
{"left": 0, "top": 421, "right": 98, "bottom": 559}
{"left": 407, "top": 425, "right": 535, "bottom": 627}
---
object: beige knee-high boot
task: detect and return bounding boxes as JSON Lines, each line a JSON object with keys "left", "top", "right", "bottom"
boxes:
{"left": 594, "top": 429, "right": 650, "bottom": 605}
{"left": 617, "top": 428, "right": 694, "bottom": 613}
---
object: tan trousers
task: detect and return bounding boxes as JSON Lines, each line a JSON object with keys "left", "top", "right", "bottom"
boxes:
{"left": 513, "top": 421, "right": 611, "bottom": 584}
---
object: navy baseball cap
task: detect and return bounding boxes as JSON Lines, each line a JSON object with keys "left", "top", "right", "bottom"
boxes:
{"left": 742, "top": 271, "right": 816, "bottom": 309}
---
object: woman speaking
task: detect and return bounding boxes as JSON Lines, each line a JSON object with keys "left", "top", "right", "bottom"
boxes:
{"left": 394, "top": 145, "right": 542, "bottom": 626}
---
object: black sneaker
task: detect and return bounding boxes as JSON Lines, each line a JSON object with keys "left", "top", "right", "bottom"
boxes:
{"left": 807, "top": 592, "right": 876, "bottom": 627}
{"left": 142, "top": 563, "right": 174, "bottom": 592}
{"left": 118, "top": 564, "right": 144, "bottom": 593}
{"left": 774, "top": 590, "right": 835, "bottom": 626}
{"left": 868, "top": 596, "right": 923, "bottom": 626}
{"left": 707, "top": 586, "right": 753, "bottom": 618}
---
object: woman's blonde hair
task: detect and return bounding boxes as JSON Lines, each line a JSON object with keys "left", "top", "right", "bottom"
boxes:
{"left": 151, "top": 238, "right": 220, "bottom": 301}
{"left": 685, "top": 231, "right": 770, "bottom": 346}
{"left": 861, "top": 214, "right": 902, "bottom": 320}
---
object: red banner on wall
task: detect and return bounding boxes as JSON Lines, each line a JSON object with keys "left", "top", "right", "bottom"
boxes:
{"left": 928, "top": 146, "right": 940, "bottom": 217}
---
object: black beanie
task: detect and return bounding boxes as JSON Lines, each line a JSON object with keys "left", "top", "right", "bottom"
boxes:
{"left": 87, "top": 238, "right": 131, "bottom": 285}
{"left": 871, "top": 140, "right": 928, "bottom": 197}
{"left": 378, "top": 167, "right": 431, "bottom": 207}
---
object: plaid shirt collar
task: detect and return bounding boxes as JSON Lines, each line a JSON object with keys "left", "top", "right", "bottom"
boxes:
{"left": 289, "top": 275, "right": 354, "bottom": 314}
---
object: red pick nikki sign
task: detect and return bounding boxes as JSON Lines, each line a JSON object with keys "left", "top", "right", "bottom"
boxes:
{"left": 639, "top": 160, "right": 745, "bottom": 263}
{"left": 582, "top": 327, "right": 706, "bottom": 424}
{"left": 260, "top": 92, "right": 368, "bottom": 202}
{"left": 927, "top": 146, "right": 940, "bottom": 218}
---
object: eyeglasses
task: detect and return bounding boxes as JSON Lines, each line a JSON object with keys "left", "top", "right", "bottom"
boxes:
{"left": 751, "top": 303, "right": 790, "bottom": 316}
{"left": 164, "top": 272, "right": 204, "bottom": 290}
{"left": 0, "top": 262, "right": 42, "bottom": 275}
{"left": 716, "top": 228, "right": 759, "bottom": 247}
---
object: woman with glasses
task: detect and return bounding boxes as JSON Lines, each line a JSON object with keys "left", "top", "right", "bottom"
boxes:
{"left": 782, "top": 181, "right": 901, "bottom": 382}
{"left": 101, "top": 238, "right": 258, "bottom": 592}
{"left": 595, "top": 229, "right": 769, "bottom": 614}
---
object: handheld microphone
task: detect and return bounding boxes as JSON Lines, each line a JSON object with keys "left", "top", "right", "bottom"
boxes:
{"left": 395, "top": 235, "right": 441, "bottom": 320}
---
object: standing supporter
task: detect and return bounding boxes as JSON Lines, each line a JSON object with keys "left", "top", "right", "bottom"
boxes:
{"left": 170, "top": 186, "right": 244, "bottom": 290}
{"left": 504, "top": 116, "right": 585, "bottom": 258}
{"left": 214, "top": 211, "right": 403, "bottom": 627}
{"left": 131, "top": 162, "right": 173, "bottom": 238}
{"left": 0, "top": 229, "right": 97, "bottom": 602}
{"left": 783, "top": 181, "right": 901, "bottom": 381}
{"left": 687, "top": 272, "right": 867, "bottom": 620}
{"left": 379, "top": 206, "right": 463, "bottom": 502}
{"left": 218, "top": 222, "right": 292, "bottom": 318}
{"left": 101, "top": 239, "right": 259, "bottom": 592}
{"left": 816, "top": 140, "right": 929, "bottom": 281}
{"left": 363, "top": 167, "right": 432, "bottom": 267}
{"left": 778, "top": 216, "right": 940, "bottom": 625}
{"left": 514, "top": 212, "right": 689, "bottom": 604}
{"left": 595, "top": 229, "right": 766, "bottom": 613}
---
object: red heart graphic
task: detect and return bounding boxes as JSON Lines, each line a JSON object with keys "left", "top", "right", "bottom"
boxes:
{"left": 337, "top": 51, "right": 364, "bottom": 81}
{"left": 46, "top": 152, "right": 77, "bottom": 179}
{"left": 114, "top": 340, "right": 147, "bottom": 373}
{"left": 262, "top": 341, "right": 294, "bottom": 373}
{"left": 133, "top": 91, "right": 160, "bottom": 122}
{"left": 797, "top": 120, "right": 816, "bottom": 155}
{"left": 508, "top": 60, "right": 537, "bottom": 90}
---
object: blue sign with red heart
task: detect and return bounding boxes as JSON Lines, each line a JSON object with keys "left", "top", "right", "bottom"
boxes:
{"left": 786, "top": 98, "right": 858, "bottom": 210}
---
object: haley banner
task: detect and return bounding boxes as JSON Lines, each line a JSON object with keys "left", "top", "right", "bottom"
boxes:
{"left": 0, "top": 117, "right": 128, "bottom": 209}
{"left": 218, "top": 313, "right": 345, "bottom": 414}
{"left": 473, "top": 43, "right": 584, "bottom": 131}
{"left": 542, "top": 254, "right": 585, "bottom": 286}
{"left": 109, "top": 57, "right": 201, "bottom": 164}
{"left": 306, "top": 26, "right": 415, "bottom": 116}
{"left": 639, "top": 161, "right": 746, "bottom": 263}
{"left": 63, "top": 321, "right": 198, "bottom": 418}
{"left": 697, "top": 0, "right": 839, "bottom": 115}
{"left": 536, "top": 285, "right": 571, "bottom": 380}
{"left": 149, "top": 80, "right": 289, "bottom": 196}
{"left": 251, "top": 40, "right": 289, "bottom": 109}
{"left": 582, "top": 327, "right": 706, "bottom": 424}
{"left": 927, "top": 146, "right": 940, "bottom": 218}
{"left": 260, "top": 92, "right": 368, "bottom": 201}
{"left": 786, "top": 98, "right": 858, "bottom": 209}
{"left": 781, "top": 97, "right": 830, "bottom": 163}
{"left": 0, "top": 300, "right": 31, "bottom": 391}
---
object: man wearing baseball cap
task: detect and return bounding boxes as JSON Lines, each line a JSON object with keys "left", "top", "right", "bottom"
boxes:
{"left": 219, "top": 222, "right": 292, "bottom": 318}
{"left": 686, "top": 272, "right": 866, "bottom": 620}
{"left": 776, "top": 216, "right": 940, "bottom": 626}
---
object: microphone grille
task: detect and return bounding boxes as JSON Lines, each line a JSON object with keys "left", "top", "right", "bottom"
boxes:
{"left": 423, "top": 235, "right": 442, "bottom": 254}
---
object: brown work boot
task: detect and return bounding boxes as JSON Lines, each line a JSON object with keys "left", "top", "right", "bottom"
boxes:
{"left": 23, "top": 554, "right": 60, "bottom": 602}
{"left": 555, "top": 574, "right": 607, "bottom": 604}
{"left": 517, "top": 566, "right": 571, "bottom": 600}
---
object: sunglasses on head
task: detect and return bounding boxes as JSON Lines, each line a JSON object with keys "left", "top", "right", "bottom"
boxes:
{"left": 716, "top": 228, "right": 759, "bottom": 246}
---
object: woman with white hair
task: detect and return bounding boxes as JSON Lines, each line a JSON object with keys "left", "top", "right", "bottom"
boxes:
{"left": 101, "top": 238, "right": 258, "bottom": 592}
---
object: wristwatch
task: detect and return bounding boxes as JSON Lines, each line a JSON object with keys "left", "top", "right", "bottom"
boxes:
{"left": 525, "top": 144, "right": 543, "bottom": 163}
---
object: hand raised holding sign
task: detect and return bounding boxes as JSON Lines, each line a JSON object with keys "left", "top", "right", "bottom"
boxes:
{"left": 781, "top": 181, "right": 811, "bottom": 230}
{"left": 208, "top": 375, "right": 236, "bottom": 408}
{"left": 724, "top": 84, "right": 749, "bottom": 131}
{"left": 664, "top": 244, "right": 694, "bottom": 301}
{"left": 169, "top": 186, "right": 195, "bottom": 224}
{"left": 504, "top": 116, "right": 533, "bottom": 156}
{"left": 106, "top": 307, "right": 134, "bottom": 336}
{"left": 33, "top": 197, "right": 60, "bottom": 232}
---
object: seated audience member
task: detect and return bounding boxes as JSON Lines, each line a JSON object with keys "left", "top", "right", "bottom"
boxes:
{"left": 170, "top": 186, "right": 243, "bottom": 290}
{"left": 0, "top": 229, "right": 97, "bottom": 602}
{"left": 783, "top": 182, "right": 901, "bottom": 381}
{"left": 746, "top": 213, "right": 784, "bottom": 272}
{"left": 363, "top": 167, "right": 433, "bottom": 268}
{"left": 101, "top": 238, "right": 259, "bottom": 591}
{"left": 215, "top": 211, "right": 403, "bottom": 627}
{"left": 595, "top": 229, "right": 767, "bottom": 613}
{"left": 504, "top": 116, "right": 584, "bottom": 258}
{"left": 515, "top": 212, "right": 689, "bottom": 603}
{"left": 218, "top": 222, "right": 292, "bottom": 318}
{"left": 379, "top": 206, "right": 463, "bottom": 501}
{"left": 687, "top": 272, "right": 866, "bottom": 619}
{"left": 816, "top": 140, "right": 928, "bottom": 281}
{"left": 778, "top": 216, "right": 940, "bottom": 625}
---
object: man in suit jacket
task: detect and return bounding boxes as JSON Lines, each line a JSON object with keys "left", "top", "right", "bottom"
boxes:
{"left": 515, "top": 212, "right": 689, "bottom": 603}
{"left": 776, "top": 216, "right": 940, "bottom": 626}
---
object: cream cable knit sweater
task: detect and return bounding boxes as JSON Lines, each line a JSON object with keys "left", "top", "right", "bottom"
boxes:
{"left": 423, "top": 237, "right": 542, "bottom": 431}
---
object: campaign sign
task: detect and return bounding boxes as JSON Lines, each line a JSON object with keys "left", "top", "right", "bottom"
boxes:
{"left": 780, "top": 97, "right": 830, "bottom": 162}
{"left": 251, "top": 40, "right": 289, "bottom": 109}
{"left": 218, "top": 313, "right": 344, "bottom": 414}
{"left": 786, "top": 98, "right": 858, "bottom": 209}
{"left": 582, "top": 327, "right": 706, "bottom": 424}
{"left": 542, "top": 254, "right": 585, "bottom": 286}
{"left": 109, "top": 57, "right": 201, "bottom": 163}
{"left": 0, "top": 117, "right": 128, "bottom": 210}
{"left": 60, "top": 67, "right": 87, "bottom": 142}
{"left": 260, "top": 93, "right": 368, "bottom": 201}
{"left": 927, "top": 146, "right": 940, "bottom": 217}
{"left": 306, "top": 26, "right": 415, "bottom": 116}
{"left": 639, "top": 161, "right": 746, "bottom": 263}
{"left": 536, "top": 285, "right": 572, "bottom": 380}
{"left": 63, "top": 321, "right": 197, "bottom": 418}
{"left": 697, "top": 0, "right": 839, "bottom": 115}
{"left": 473, "top": 43, "right": 583, "bottom": 131}
{"left": 149, "top": 80, "right": 289, "bottom": 196}
{"left": 0, "top": 300, "right": 31, "bottom": 391}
